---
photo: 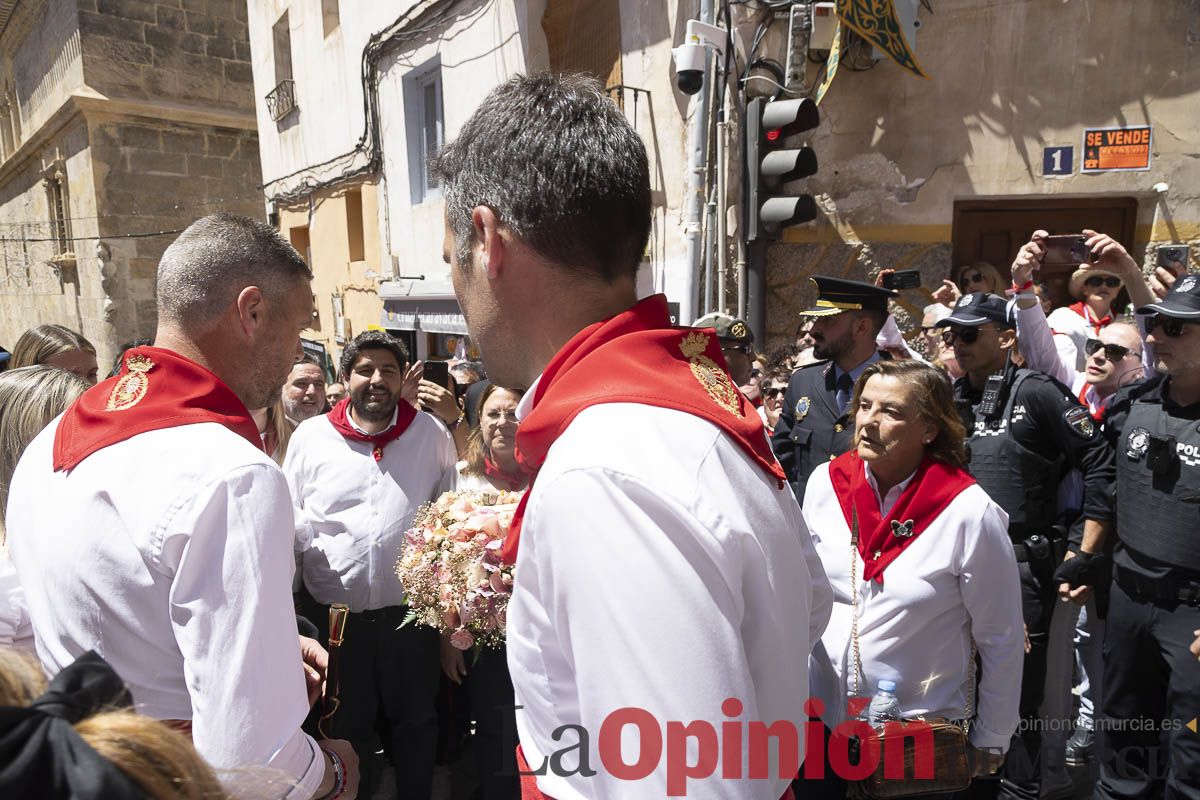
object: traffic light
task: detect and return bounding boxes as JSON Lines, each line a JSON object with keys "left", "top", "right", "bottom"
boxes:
{"left": 746, "top": 97, "right": 820, "bottom": 241}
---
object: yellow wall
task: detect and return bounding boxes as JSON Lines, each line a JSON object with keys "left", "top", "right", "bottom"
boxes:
{"left": 280, "top": 180, "right": 383, "bottom": 369}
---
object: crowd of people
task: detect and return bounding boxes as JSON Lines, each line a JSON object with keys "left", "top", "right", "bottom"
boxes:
{"left": 0, "top": 71, "right": 1197, "bottom": 800}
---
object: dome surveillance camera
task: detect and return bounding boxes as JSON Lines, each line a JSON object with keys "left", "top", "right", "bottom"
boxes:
{"left": 672, "top": 41, "right": 706, "bottom": 95}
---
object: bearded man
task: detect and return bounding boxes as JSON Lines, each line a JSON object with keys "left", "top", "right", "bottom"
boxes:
{"left": 283, "top": 329, "right": 457, "bottom": 799}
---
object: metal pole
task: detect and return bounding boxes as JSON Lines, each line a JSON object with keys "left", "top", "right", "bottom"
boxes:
{"left": 679, "top": 0, "right": 714, "bottom": 327}
{"left": 700, "top": 188, "right": 712, "bottom": 316}
{"left": 747, "top": 238, "right": 768, "bottom": 347}
{"left": 736, "top": 235, "right": 747, "bottom": 320}
{"left": 716, "top": 112, "right": 727, "bottom": 314}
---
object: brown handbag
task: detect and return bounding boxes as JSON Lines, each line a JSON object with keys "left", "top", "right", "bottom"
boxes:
{"left": 847, "top": 508, "right": 973, "bottom": 798}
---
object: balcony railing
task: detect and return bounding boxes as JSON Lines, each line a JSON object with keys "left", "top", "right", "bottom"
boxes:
{"left": 265, "top": 79, "right": 297, "bottom": 122}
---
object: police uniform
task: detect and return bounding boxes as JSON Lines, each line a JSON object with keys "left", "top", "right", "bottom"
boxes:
{"left": 939, "top": 294, "right": 1115, "bottom": 800}
{"left": 1092, "top": 278, "right": 1200, "bottom": 800}
{"left": 771, "top": 277, "right": 897, "bottom": 503}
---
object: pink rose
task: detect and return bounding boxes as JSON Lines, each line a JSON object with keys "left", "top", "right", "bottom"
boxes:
{"left": 448, "top": 496, "right": 475, "bottom": 522}
{"left": 489, "top": 571, "right": 509, "bottom": 594}
{"left": 450, "top": 629, "right": 474, "bottom": 650}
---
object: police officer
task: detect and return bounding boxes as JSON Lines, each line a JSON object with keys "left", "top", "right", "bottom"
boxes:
{"left": 1074, "top": 277, "right": 1200, "bottom": 800}
{"left": 694, "top": 312, "right": 756, "bottom": 386}
{"left": 771, "top": 277, "right": 897, "bottom": 503}
{"left": 936, "top": 292, "right": 1114, "bottom": 800}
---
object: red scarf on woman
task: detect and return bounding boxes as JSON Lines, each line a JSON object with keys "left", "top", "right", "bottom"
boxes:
{"left": 500, "top": 294, "right": 783, "bottom": 564}
{"left": 1067, "top": 301, "right": 1112, "bottom": 336}
{"left": 54, "top": 347, "right": 260, "bottom": 471}
{"left": 484, "top": 456, "right": 527, "bottom": 491}
{"left": 827, "top": 452, "right": 976, "bottom": 584}
{"left": 326, "top": 397, "right": 417, "bottom": 461}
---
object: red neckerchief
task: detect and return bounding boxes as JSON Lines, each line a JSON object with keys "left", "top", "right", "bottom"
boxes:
{"left": 514, "top": 746, "right": 795, "bottom": 800}
{"left": 1076, "top": 381, "right": 1106, "bottom": 421}
{"left": 54, "top": 346, "right": 260, "bottom": 471}
{"left": 484, "top": 456, "right": 527, "bottom": 491}
{"left": 500, "top": 294, "right": 783, "bottom": 565}
{"left": 827, "top": 452, "right": 976, "bottom": 583}
{"left": 1068, "top": 302, "right": 1113, "bottom": 336}
{"left": 326, "top": 397, "right": 417, "bottom": 461}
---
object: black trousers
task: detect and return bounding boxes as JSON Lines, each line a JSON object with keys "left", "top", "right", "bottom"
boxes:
{"left": 466, "top": 645, "right": 520, "bottom": 800}
{"left": 1095, "top": 579, "right": 1200, "bottom": 800}
{"left": 308, "top": 601, "right": 440, "bottom": 800}
{"left": 991, "top": 560, "right": 1054, "bottom": 800}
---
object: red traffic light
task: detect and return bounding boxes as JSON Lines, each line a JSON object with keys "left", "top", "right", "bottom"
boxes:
{"left": 765, "top": 128, "right": 781, "bottom": 142}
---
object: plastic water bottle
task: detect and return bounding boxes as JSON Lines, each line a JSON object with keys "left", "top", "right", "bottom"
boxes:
{"left": 867, "top": 680, "right": 901, "bottom": 724}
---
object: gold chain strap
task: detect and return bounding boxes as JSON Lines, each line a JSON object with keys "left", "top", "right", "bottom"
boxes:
{"left": 848, "top": 503, "right": 975, "bottom": 729}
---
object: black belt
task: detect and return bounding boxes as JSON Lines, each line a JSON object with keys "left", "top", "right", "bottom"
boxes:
{"left": 1116, "top": 568, "right": 1200, "bottom": 606}
{"left": 350, "top": 604, "right": 410, "bottom": 623}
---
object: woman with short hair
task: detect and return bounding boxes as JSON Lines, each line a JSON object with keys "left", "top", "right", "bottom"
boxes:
{"left": 9, "top": 324, "right": 100, "bottom": 384}
{"left": 804, "top": 359, "right": 1024, "bottom": 794}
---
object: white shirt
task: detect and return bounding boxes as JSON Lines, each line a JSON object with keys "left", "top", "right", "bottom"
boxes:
{"left": 803, "top": 461, "right": 1024, "bottom": 752}
{"left": 6, "top": 420, "right": 323, "bottom": 800}
{"left": 508, "top": 380, "right": 833, "bottom": 799}
{"left": 285, "top": 411, "right": 458, "bottom": 612}
{"left": 0, "top": 547, "right": 33, "bottom": 653}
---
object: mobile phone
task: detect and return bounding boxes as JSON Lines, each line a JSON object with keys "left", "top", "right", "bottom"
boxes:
{"left": 881, "top": 269, "right": 922, "bottom": 290}
{"left": 1041, "top": 235, "right": 1093, "bottom": 266}
{"left": 422, "top": 360, "right": 450, "bottom": 387}
{"left": 1157, "top": 244, "right": 1190, "bottom": 269}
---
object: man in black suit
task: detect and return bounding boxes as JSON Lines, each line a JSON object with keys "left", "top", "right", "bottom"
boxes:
{"left": 771, "top": 276, "right": 896, "bottom": 503}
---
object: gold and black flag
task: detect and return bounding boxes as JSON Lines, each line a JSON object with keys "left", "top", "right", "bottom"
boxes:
{"left": 836, "top": 0, "right": 927, "bottom": 79}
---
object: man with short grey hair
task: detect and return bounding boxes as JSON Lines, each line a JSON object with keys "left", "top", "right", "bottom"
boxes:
{"left": 7, "top": 213, "right": 360, "bottom": 800}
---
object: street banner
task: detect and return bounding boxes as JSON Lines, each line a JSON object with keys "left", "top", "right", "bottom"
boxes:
{"left": 836, "top": 0, "right": 927, "bottom": 78}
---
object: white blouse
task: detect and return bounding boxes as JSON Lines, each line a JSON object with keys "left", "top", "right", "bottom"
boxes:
{"left": 803, "top": 461, "right": 1025, "bottom": 752}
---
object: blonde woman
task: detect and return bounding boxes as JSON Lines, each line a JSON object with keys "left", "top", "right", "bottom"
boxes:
{"left": 251, "top": 399, "right": 296, "bottom": 466}
{"left": 9, "top": 324, "right": 100, "bottom": 384}
{"left": 455, "top": 384, "right": 526, "bottom": 493}
{"left": 0, "top": 647, "right": 231, "bottom": 798}
{"left": 0, "top": 366, "right": 89, "bottom": 652}
{"left": 954, "top": 261, "right": 1006, "bottom": 296}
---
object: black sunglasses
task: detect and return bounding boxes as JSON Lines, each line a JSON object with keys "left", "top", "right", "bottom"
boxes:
{"left": 1084, "top": 338, "right": 1137, "bottom": 361}
{"left": 940, "top": 326, "right": 998, "bottom": 346}
{"left": 765, "top": 386, "right": 784, "bottom": 399}
{"left": 1146, "top": 315, "right": 1195, "bottom": 338}
{"left": 1084, "top": 275, "right": 1123, "bottom": 289}
{"left": 959, "top": 272, "right": 984, "bottom": 287}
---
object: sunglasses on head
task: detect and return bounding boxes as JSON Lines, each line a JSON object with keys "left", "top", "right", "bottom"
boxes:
{"left": 1146, "top": 315, "right": 1195, "bottom": 338}
{"left": 1084, "top": 338, "right": 1137, "bottom": 361}
{"left": 941, "top": 325, "right": 998, "bottom": 346}
{"left": 1084, "top": 275, "right": 1123, "bottom": 289}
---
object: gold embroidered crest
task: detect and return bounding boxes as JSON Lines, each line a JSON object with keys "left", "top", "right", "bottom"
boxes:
{"left": 680, "top": 332, "right": 742, "bottom": 417}
{"left": 106, "top": 355, "right": 155, "bottom": 411}
{"left": 731, "top": 321, "right": 748, "bottom": 339}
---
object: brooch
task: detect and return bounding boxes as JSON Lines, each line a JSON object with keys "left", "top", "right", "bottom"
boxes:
{"left": 890, "top": 519, "right": 915, "bottom": 538}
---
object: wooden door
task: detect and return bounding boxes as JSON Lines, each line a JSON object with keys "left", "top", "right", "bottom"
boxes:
{"left": 953, "top": 198, "right": 1138, "bottom": 309}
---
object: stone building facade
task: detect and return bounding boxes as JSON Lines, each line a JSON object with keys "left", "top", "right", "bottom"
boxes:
{"left": 0, "top": 0, "right": 262, "bottom": 367}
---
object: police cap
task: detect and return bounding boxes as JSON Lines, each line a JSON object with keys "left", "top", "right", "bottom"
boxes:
{"left": 799, "top": 276, "right": 897, "bottom": 317}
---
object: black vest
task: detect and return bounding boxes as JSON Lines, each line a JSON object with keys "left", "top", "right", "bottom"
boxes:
{"left": 1116, "top": 396, "right": 1200, "bottom": 570}
{"left": 966, "top": 370, "right": 1062, "bottom": 537}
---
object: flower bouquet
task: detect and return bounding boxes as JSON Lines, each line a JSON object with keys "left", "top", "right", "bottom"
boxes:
{"left": 397, "top": 489, "right": 521, "bottom": 650}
